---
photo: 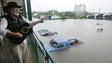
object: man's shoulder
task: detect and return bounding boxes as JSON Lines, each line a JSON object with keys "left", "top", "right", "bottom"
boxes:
{"left": 0, "top": 15, "right": 7, "bottom": 18}
{"left": 0, "top": 15, "right": 8, "bottom": 22}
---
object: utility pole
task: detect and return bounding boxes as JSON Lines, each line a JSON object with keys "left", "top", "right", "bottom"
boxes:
{"left": 99, "top": 8, "right": 101, "bottom": 14}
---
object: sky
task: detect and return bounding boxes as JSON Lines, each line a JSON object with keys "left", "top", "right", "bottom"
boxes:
{"left": 31, "top": 0, "right": 112, "bottom": 13}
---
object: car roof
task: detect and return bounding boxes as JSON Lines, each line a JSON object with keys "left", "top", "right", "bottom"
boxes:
{"left": 53, "top": 38, "right": 69, "bottom": 43}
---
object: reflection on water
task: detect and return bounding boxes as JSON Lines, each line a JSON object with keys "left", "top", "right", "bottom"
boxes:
{"left": 33, "top": 19, "right": 112, "bottom": 63}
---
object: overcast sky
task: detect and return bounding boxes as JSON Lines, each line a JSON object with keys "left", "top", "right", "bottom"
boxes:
{"left": 31, "top": 0, "right": 112, "bottom": 13}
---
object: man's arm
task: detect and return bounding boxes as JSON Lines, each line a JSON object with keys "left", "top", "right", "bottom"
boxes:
{"left": 0, "top": 18, "right": 10, "bottom": 37}
{"left": 22, "top": 16, "right": 44, "bottom": 27}
{"left": 30, "top": 18, "right": 44, "bottom": 27}
{"left": 6, "top": 31, "right": 23, "bottom": 38}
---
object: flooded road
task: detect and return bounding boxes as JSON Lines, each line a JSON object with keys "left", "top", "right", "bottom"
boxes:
{"left": 33, "top": 19, "right": 112, "bottom": 63}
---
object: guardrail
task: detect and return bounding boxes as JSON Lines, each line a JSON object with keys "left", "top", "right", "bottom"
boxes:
{"left": 28, "top": 32, "right": 55, "bottom": 63}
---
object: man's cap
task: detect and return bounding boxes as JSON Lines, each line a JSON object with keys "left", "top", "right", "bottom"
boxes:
{"left": 3, "top": 2, "right": 21, "bottom": 12}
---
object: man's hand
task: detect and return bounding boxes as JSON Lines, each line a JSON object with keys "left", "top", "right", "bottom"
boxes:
{"left": 7, "top": 31, "right": 23, "bottom": 38}
{"left": 14, "top": 32, "right": 23, "bottom": 38}
{"left": 38, "top": 18, "right": 44, "bottom": 23}
{"left": 30, "top": 17, "right": 45, "bottom": 27}
{"left": 0, "top": 35, "right": 3, "bottom": 41}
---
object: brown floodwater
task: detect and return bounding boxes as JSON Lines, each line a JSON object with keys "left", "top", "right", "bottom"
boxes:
{"left": 33, "top": 19, "right": 112, "bottom": 63}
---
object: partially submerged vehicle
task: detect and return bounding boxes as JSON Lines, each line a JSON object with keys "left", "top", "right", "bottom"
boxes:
{"left": 49, "top": 38, "right": 81, "bottom": 49}
{"left": 49, "top": 38, "right": 69, "bottom": 48}
{"left": 97, "top": 27, "right": 103, "bottom": 32}
{"left": 68, "top": 38, "right": 80, "bottom": 45}
{"left": 96, "top": 23, "right": 102, "bottom": 25}
{"left": 37, "top": 29, "right": 58, "bottom": 36}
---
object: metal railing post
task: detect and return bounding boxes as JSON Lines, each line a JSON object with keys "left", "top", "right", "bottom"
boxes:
{"left": 23, "top": 0, "right": 27, "bottom": 18}
{"left": 27, "top": 0, "right": 32, "bottom": 20}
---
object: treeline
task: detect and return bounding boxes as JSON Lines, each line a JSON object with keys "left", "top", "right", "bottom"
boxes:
{"left": 32, "top": 10, "right": 87, "bottom": 19}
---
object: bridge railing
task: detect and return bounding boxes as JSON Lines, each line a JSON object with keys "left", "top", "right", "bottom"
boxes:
{"left": 28, "top": 32, "right": 55, "bottom": 63}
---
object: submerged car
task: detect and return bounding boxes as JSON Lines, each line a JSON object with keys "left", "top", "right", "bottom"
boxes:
{"left": 49, "top": 38, "right": 80, "bottom": 48}
{"left": 96, "top": 23, "right": 102, "bottom": 25}
{"left": 49, "top": 38, "right": 69, "bottom": 48}
{"left": 37, "top": 29, "right": 57, "bottom": 36}
{"left": 68, "top": 39, "right": 80, "bottom": 45}
{"left": 97, "top": 27, "right": 103, "bottom": 32}
{"left": 37, "top": 29, "right": 49, "bottom": 33}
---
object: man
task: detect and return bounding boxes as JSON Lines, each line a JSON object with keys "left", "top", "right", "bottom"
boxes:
{"left": 19, "top": 8, "right": 24, "bottom": 16}
{"left": 0, "top": 2, "right": 44, "bottom": 63}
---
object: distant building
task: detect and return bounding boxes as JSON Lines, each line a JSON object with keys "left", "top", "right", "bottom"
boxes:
{"left": 74, "top": 4, "right": 87, "bottom": 18}
{"left": 103, "top": 13, "right": 112, "bottom": 20}
{"left": 96, "top": 14, "right": 103, "bottom": 19}
{"left": 87, "top": 15, "right": 95, "bottom": 19}
{"left": 51, "top": 15, "right": 61, "bottom": 20}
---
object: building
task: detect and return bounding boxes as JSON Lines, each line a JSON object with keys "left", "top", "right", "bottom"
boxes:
{"left": 103, "top": 13, "right": 112, "bottom": 20}
{"left": 74, "top": 4, "right": 87, "bottom": 18}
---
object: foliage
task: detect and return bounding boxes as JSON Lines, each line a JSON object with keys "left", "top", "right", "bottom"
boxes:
{"left": 32, "top": 10, "right": 87, "bottom": 19}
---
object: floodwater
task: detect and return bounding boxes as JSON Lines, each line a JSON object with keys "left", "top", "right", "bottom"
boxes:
{"left": 33, "top": 19, "right": 112, "bottom": 63}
